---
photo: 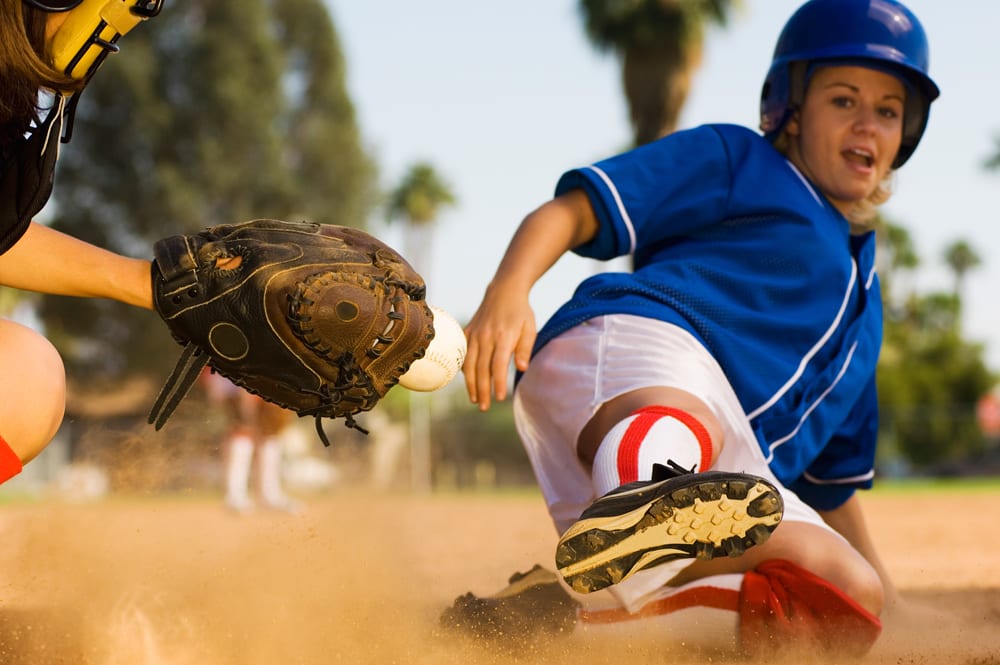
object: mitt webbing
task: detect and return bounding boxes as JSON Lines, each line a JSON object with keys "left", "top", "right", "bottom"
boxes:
{"left": 148, "top": 342, "right": 209, "bottom": 430}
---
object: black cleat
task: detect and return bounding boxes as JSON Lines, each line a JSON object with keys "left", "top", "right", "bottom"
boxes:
{"left": 441, "top": 564, "right": 580, "bottom": 641}
{"left": 555, "top": 463, "right": 783, "bottom": 594}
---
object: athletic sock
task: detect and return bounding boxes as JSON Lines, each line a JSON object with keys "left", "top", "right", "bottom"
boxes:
{"left": 224, "top": 434, "right": 254, "bottom": 510}
{"left": 259, "top": 438, "right": 288, "bottom": 507}
{"left": 591, "top": 406, "right": 713, "bottom": 496}
{"left": 0, "top": 434, "right": 23, "bottom": 484}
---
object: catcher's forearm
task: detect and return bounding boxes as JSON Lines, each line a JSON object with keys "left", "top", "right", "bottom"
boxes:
{"left": 0, "top": 222, "right": 153, "bottom": 309}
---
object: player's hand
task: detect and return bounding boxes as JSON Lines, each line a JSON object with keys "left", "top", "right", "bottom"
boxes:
{"left": 463, "top": 281, "right": 536, "bottom": 411}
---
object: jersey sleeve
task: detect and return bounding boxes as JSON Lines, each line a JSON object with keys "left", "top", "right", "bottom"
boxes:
{"left": 554, "top": 125, "right": 733, "bottom": 261}
{"left": 787, "top": 377, "right": 879, "bottom": 511}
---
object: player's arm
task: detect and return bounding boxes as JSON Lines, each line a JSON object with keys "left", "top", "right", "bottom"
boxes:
{"left": 464, "top": 189, "right": 598, "bottom": 411}
{"left": 817, "top": 494, "right": 899, "bottom": 608}
{"left": 0, "top": 222, "right": 152, "bottom": 309}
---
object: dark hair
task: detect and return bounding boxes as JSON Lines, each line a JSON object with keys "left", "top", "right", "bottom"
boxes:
{"left": 0, "top": 0, "right": 81, "bottom": 143}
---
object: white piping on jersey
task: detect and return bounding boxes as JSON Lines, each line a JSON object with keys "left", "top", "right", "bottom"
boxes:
{"left": 803, "top": 469, "right": 875, "bottom": 485}
{"left": 786, "top": 160, "right": 825, "bottom": 208}
{"left": 763, "top": 340, "right": 858, "bottom": 463}
{"left": 585, "top": 165, "right": 637, "bottom": 255}
{"left": 753, "top": 160, "right": 880, "bottom": 457}
{"left": 786, "top": 157, "right": 880, "bottom": 292}
{"left": 588, "top": 156, "right": 878, "bottom": 461}
{"left": 748, "top": 258, "right": 858, "bottom": 422}
{"left": 39, "top": 94, "right": 66, "bottom": 163}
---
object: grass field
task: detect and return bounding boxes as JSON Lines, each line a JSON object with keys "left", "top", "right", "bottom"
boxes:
{"left": 1, "top": 482, "right": 998, "bottom": 664}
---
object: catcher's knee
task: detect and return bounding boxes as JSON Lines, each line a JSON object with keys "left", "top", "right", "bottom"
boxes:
{"left": 0, "top": 320, "right": 66, "bottom": 464}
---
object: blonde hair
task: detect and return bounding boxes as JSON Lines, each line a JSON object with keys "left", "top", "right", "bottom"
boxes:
{"left": 770, "top": 130, "right": 893, "bottom": 233}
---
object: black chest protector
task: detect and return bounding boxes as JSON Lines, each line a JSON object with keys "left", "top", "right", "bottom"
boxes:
{"left": 0, "top": 101, "right": 63, "bottom": 255}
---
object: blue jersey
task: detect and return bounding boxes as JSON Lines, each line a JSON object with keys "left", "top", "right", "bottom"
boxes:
{"left": 535, "top": 124, "right": 882, "bottom": 510}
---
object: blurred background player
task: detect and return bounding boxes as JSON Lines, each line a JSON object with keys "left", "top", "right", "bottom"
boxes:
{"left": 201, "top": 369, "right": 304, "bottom": 514}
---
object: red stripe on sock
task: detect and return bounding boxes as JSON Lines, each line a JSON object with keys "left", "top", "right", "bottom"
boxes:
{"left": 616, "top": 406, "right": 714, "bottom": 483}
{"left": 580, "top": 585, "right": 740, "bottom": 624}
{"left": 0, "top": 435, "right": 23, "bottom": 485}
{"left": 615, "top": 410, "right": 660, "bottom": 483}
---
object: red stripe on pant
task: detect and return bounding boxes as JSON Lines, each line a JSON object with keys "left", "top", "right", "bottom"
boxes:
{"left": 580, "top": 584, "right": 739, "bottom": 624}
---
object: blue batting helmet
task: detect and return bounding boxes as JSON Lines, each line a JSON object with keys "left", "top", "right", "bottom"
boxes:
{"left": 760, "top": 0, "right": 940, "bottom": 168}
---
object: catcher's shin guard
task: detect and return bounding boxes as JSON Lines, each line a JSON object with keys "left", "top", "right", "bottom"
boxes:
{"left": 556, "top": 463, "right": 783, "bottom": 594}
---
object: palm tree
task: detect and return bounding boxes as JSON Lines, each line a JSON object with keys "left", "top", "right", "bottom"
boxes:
{"left": 875, "top": 217, "right": 920, "bottom": 304}
{"left": 578, "top": 0, "right": 738, "bottom": 146}
{"left": 943, "top": 239, "right": 981, "bottom": 306}
{"left": 385, "top": 161, "right": 456, "bottom": 278}
{"left": 384, "top": 162, "right": 456, "bottom": 492}
{"left": 986, "top": 136, "right": 1000, "bottom": 170}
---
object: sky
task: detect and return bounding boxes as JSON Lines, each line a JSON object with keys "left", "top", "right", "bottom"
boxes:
{"left": 326, "top": 0, "right": 1000, "bottom": 367}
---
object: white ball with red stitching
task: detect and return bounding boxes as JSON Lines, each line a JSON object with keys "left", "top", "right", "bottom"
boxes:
{"left": 398, "top": 306, "right": 466, "bottom": 392}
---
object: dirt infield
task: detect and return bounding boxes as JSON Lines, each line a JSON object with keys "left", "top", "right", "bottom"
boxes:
{"left": 1, "top": 487, "right": 998, "bottom": 664}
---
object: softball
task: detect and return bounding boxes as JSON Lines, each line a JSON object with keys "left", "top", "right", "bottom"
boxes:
{"left": 398, "top": 305, "right": 467, "bottom": 392}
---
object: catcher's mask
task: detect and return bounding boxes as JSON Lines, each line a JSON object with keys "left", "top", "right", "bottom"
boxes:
{"left": 23, "top": 0, "right": 85, "bottom": 10}
{"left": 29, "top": 0, "right": 163, "bottom": 142}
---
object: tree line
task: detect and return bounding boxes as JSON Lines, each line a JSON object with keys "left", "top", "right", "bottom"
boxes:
{"left": 16, "top": 0, "right": 998, "bottom": 478}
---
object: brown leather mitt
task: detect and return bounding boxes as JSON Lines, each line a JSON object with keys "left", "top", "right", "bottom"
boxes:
{"left": 148, "top": 219, "right": 434, "bottom": 443}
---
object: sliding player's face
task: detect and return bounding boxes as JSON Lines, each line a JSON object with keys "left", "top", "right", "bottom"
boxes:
{"left": 785, "top": 65, "right": 905, "bottom": 217}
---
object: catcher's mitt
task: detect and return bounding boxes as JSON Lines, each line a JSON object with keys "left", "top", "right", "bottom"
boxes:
{"left": 147, "top": 219, "right": 434, "bottom": 444}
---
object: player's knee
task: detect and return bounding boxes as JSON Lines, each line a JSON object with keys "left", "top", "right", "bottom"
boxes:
{"left": 832, "top": 558, "right": 884, "bottom": 617}
{"left": 796, "top": 538, "right": 885, "bottom": 616}
{"left": 0, "top": 321, "right": 66, "bottom": 463}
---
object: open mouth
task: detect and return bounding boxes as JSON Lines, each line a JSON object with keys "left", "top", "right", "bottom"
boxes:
{"left": 844, "top": 148, "right": 874, "bottom": 168}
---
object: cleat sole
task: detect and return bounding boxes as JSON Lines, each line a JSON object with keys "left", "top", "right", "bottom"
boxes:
{"left": 556, "top": 472, "right": 783, "bottom": 594}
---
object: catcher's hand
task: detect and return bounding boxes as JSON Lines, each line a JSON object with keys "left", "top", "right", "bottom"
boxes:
{"left": 147, "top": 219, "right": 434, "bottom": 444}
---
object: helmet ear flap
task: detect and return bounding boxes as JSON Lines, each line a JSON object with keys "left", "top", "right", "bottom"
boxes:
{"left": 759, "top": 66, "right": 788, "bottom": 136}
{"left": 760, "top": 61, "right": 807, "bottom": 139}
{"left": 894, "top": 84, "right": 928, "bottom": 169}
